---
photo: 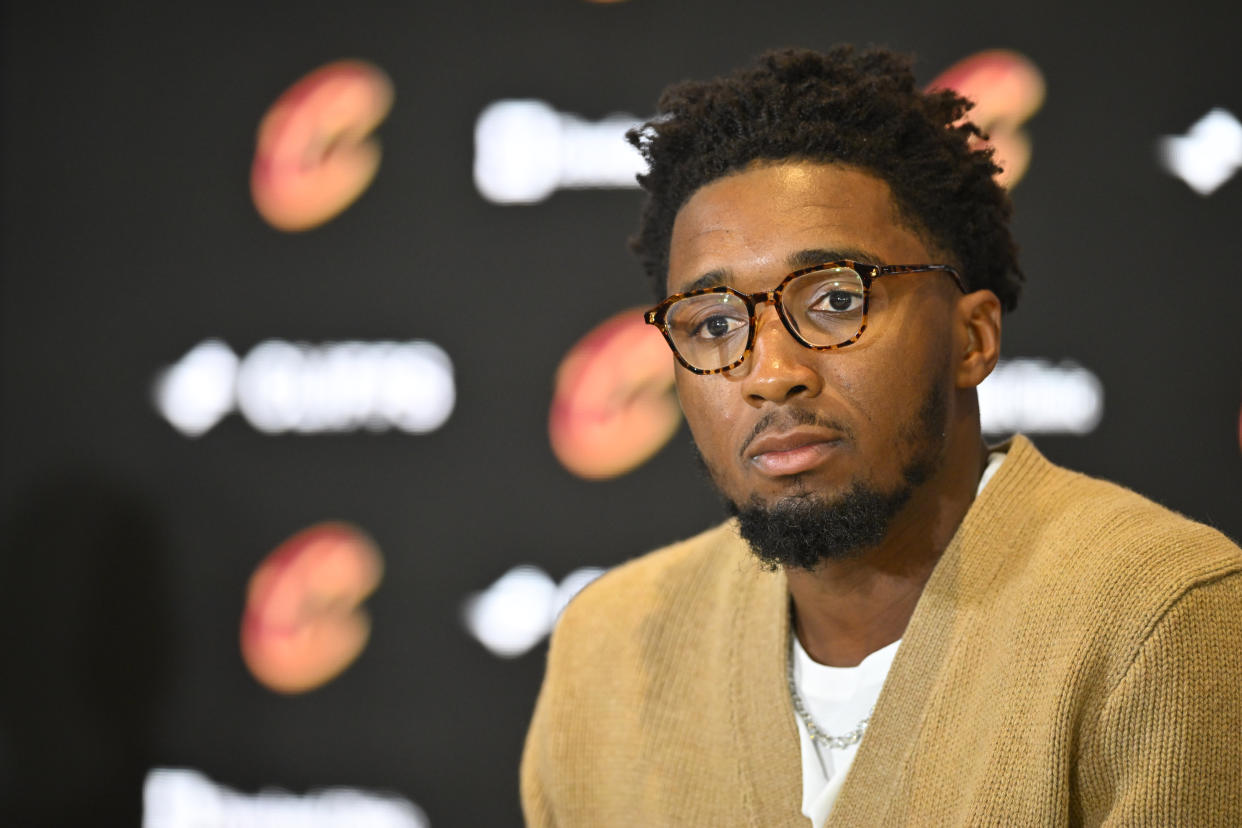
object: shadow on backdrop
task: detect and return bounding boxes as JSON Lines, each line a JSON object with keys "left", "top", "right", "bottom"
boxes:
{"left": 1, "top": 472, "right": 174, "bottom": 827}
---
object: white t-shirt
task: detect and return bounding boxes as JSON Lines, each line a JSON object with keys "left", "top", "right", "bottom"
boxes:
{"left": 794, "top": 451, "right": 1006, "bottom": 826}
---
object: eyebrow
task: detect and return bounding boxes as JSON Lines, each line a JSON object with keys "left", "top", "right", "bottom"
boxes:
{"left": 787, "top": 247, "right": 886, "bottom": 270}
{"left": 678, "top": 267, "right": 732, "bottom": 294}
{"left": 674, "top": 247, "right": 887, "bottom": 294}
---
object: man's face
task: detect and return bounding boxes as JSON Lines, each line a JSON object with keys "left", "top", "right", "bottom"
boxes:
{"left": 667, "top": 162, "right": 963, "bottom": 564}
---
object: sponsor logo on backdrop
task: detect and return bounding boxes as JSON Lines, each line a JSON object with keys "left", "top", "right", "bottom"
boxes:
{"left": 473, "top": 100, "right": 645, "bottom": 204}
{"left": 548, "top": 308, "right": 680, "bottom": 479}
{"left": 462, "top": 565, "right": 605, "bottom": 657}
{"left": 241, "top": 523, "right": 383, "bottom": 694}
{"left": 153, "top": 339, "right": 455, "bottom": 437}
{"left": 978, "top": 359, "right": 1103, "bottom": 435}
{"left": 251, "top": 60, "right": 394, "bottom": 231}
{"left": 143, "top": 768, "right": 427, "bottom": 828}
{"left": 1160, "top": 108, "right": 1242, "bottom": 195}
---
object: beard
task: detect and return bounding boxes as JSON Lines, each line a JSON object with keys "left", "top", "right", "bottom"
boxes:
{"left": 701, "top": 375, "right": 949, "bottom": 572}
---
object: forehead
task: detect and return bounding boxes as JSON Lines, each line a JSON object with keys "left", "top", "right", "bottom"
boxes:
{"left": 667, "top": 161, "right": 932, "bottom": 293}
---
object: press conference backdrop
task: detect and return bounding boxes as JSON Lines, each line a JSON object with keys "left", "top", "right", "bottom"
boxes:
{"left": 2, "top": 1, "right": 1240, "bottom": 825}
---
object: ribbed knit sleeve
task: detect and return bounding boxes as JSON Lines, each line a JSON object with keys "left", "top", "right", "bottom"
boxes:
{"left": 520, "top": 628, "right": 559, "bottom": 828}
{"left": 1076, "top": 571, "right": 1242, "bottom": 825}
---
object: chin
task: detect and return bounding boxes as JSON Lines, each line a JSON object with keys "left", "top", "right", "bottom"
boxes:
{"left": 728, "top": 475, "right": 915, "bottom": 571}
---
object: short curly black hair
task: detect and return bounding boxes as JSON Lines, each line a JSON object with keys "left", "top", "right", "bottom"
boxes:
{"left": 627, "top": 46, "right": 1023, "bottom": 312}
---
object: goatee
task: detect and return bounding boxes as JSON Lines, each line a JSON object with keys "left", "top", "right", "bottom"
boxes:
{"left": 728, "top": 463, "right": 929, "bottom": 571}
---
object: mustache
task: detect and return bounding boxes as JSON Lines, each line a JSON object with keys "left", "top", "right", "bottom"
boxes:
{"left": 738, "top": 408, "right": 855, "bottom": 460}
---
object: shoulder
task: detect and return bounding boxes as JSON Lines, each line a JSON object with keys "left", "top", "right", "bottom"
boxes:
{"left": 983, "top": 435, "right": 1242, "bottom": 596}
{"left": 550, "top": 520, "right": 758, "bottom": 654}
{"left": 571, "top": 520, "right": 747, "bottom": 602}
{"left": 968, "top": 434, "right": 1242, "bottom": 665}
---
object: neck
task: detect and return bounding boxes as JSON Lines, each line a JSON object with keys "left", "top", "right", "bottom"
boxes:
{"left": 786, "top": 423, "right": 988, "bottom": 667}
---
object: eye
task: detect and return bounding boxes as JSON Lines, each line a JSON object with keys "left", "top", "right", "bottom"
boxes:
{"left": 810, "top": 286, "right": 863, "bottom": 314}
{"left": 665, "top": 293, "right": 750, "bottom": 346}
{"left": 692, "top": 313, "right": 747, "bottom": 340}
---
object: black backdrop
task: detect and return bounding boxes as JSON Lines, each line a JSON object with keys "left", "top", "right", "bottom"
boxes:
{"left": 3, "top": 1, "right": 1240, "bottom": 825}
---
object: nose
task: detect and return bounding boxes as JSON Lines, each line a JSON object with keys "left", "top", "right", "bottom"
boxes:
{"left": 735, "top": 304, "right": 824, "bottom": 404}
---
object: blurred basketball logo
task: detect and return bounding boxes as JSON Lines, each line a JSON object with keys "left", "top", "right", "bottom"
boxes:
{"left": 241, "top": 523, "right": 383, "bottom": 693}
{"left": 251, "top": 60, "right": 394, "bottom": 231}
{"left": 549, "top": 309, "right": 680, "bottom": 479}
{"left": 927, "top": 50, "right": 1046, "bottom": 190}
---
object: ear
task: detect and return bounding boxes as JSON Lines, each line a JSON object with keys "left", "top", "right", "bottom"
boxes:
{"left": 954, "top": 290, "right": 1002, "bottom": 389}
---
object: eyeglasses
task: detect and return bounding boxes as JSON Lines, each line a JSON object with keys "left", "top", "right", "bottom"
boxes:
{"left": 644, "top": 260, "right": 965, "bottom": 374}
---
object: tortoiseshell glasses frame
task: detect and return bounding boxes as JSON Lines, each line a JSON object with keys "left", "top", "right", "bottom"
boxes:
{"left": 643, "top": 260, "right": 966, "bottom": 375}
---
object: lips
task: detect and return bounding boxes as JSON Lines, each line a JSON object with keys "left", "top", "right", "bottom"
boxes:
{"left": 744, "top": 427, "right": 845, "bottom": 477}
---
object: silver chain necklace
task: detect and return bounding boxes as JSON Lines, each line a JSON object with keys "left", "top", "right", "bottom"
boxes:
{"left": 787, "top": 649, "right": 874, "bottom": 750}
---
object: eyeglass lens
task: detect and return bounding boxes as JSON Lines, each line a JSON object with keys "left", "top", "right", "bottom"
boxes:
{"left": 663, "top": 265, "right": 865, "bottom": 371}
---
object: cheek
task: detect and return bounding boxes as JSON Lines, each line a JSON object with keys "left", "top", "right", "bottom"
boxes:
{"left": 675, "top": 372, "right": 740, "bottom": 462}
{"left": 674, "top": 372, "right": 709, "bottom": 438}
{"left": 817, "top": 336, "right": 941, "bottom": 438}
{"left": 855, "top": 324, "right": 953, "bottom": 434}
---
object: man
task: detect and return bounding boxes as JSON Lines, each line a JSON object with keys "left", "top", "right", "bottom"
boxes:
{"left": 521, "top": 46, "right": 1242, "bottom": 826}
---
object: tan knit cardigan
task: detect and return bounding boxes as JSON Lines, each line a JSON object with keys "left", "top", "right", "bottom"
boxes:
{"left": 521, "top": 436, "right": 1242, "bottom": 826}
